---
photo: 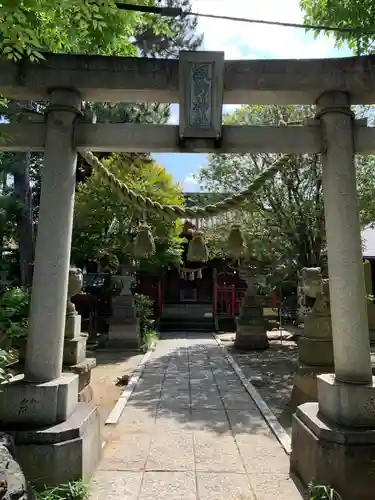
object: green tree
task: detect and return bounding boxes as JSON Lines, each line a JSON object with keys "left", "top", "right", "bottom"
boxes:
{"left": 300, "top": 0, "right": 375, "bottom": 54}
{"left": 0, "top": 0, "right": 202, "bottom": 60}
{"left": 72, "top": 154, "right": 183, "bottom": 272}
{"left": 197, "top": 104, "right": 375, "bottom": 279}
{"left": 0, "top": 0, "right": 202, "bottom": 283}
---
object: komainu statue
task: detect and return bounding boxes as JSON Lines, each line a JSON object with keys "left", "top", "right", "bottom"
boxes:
{"left": 300, "top": 267, "right": 330, "bottom": 315}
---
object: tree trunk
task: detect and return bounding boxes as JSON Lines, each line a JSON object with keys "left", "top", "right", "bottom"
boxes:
{"left": 14, "top": 152, "right": 34, "bottom": 286}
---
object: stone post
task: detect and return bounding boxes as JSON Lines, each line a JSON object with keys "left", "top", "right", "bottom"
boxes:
{"left": 317, "top": 92, "right": 372, "bottom": 384}
{"left": 235, "top": 268, "right": 268, "bottom": 349}
{"left": 25, "top": 90, "right": 82, "bottom": 382}
{"left": 106, "top": 266, "right": 141, "bottom": 349}
{"left": 290, "top": 91, "right": 375, "bottom": 500}
{"left": 0, "top": 90, "right": 101, "bottom": 487}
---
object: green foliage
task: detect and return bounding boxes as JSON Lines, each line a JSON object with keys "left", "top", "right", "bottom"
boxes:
{"left": 34, "top": 480, "right": 89, "bottom": 500}
{"left": 72, "top": 154, "right": 184, "bottom": 271}
{"left": 0, "top": 0, "right": 166, "bottom": 60}
{"left": 134, "top": 293, "right": 157, "bottom": 351}
{"left": 141, "top": 329, "right": 159, "bottom": 352}
{"left": 300, "top": 0, "right": 375, "bottom": 54}
{"left": 309, "top": 483, "right": 342, "bottom": 500}
{"left": 198, "top": 104, "right": 375, "bottom": 282}
{"left": 0, "top": 286, "right": 29, "bottom": 346}
{"left": 0, "top": 0, "right": 202, "bottom": 60}
{"left": 0, "top": 348, "right": 13, "bottom": 385}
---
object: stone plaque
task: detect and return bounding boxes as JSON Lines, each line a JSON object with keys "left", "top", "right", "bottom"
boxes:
{"left": 179, "top": 51, "right": 224, "bottom": 139}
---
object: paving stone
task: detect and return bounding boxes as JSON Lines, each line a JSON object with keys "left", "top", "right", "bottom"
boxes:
{"left": 139, "top": 471, "right": 196, "bottom": 500}
{"left": 99, "top": 433, "right": 151, "bottom": 471}
{"left": 190, "top": 410, "right": 231, "bottom": 434}
{"left": 194, "top": 432, "right": 245, "bottom": 473}
{"left": 90, "top": 471, "right": 143, "bottom": 500}
{"left": 221, "top": 392, "right": 258, "bottom": 410}
{"left": 227, "top": 410, "right": 270, "bottom": 436}
{"left": 247, "top": 473, "right": 303, "bottom": 500}
{"left": 113, "top": 407, "right": 157, "bottom": 435}
{"left": 154, "top": 409, "right": 192, "bottom": 431}
{"left": 146, "top": 431, "right": 194, "bottom": 471}
{"left": 235, "top": 434, "right": 290, "bottom": 475}
{"left": 93, "top": 334, "right": 303, "bottom": 500}
{"left": 197, "top": 472, "right": 255, "bottom": 500}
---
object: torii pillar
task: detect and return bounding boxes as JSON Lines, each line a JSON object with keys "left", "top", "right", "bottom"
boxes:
{"left": 0, "top": 89, "right": 101, "bottom": 486}
{"left": 291, "top": 91, "right": 375, "bottom": 500}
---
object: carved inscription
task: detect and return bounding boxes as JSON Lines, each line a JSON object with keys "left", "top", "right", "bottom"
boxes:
{"left": 188, "top": 62, "right": 213, "bottom": 129}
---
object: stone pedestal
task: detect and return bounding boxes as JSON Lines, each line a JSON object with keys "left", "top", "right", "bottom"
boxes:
{"left": 291, "top": 375, "right": 375, "bottom": 500}
{"left": 106, "top": 274, "right": 141, "bottom": 349}
{"left": 3, "top": 403, "right": 101, "bottom": 488}
{"left": 235, "top": 297, "right": 268, "bottom": 349}
{"left": 235, "top": 269, "right": 268, "bottom": 350}
{"left": 62, "top": 270, "right": 96, "bottom": 402}
{"left": 63, "top": 315, "right": 95, "bottom": 402}
{"left": 106, "top": 317, "right": 141, "bottom": 349}
{"left": 292, "top": 295, "right": 334, "bottom": 408}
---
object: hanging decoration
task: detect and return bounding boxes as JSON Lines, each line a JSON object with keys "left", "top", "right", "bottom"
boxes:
{"left": 187, "top": 231, "right": 208, "bottom": 263}
{"left": 133, "top": 224, "right": 155, "bottom": 259}
{"left": 227, "top": 224, "right": 245, "bottom": 260}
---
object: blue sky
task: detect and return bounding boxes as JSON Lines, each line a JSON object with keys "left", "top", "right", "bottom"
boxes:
{"left": 152, "top": 0, "right": 352, "bottom": 192}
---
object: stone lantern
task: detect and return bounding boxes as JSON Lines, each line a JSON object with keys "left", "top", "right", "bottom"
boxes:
{"left": 235, "top": 263, "right": 269, "bottom": 350}
{"left": 106, "top": 263, "right": 140, "bottom": 349}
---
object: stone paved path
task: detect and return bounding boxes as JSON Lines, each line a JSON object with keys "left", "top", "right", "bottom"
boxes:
{"left": 91, "top": 333, "right": 304, "bottom": 500}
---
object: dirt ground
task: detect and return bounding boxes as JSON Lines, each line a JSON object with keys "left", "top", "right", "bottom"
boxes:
{"left": 217, "top": 329, "right": 300, "bottom": 436}
{"left": 88, "top": 348, "right": 144, "bottom": 441}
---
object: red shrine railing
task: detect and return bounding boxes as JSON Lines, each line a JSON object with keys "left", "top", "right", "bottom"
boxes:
{"left": 213, "top": 284, "right": 247, "bottom": 317}
{"left": 213, "top": 283, "right": 279, "bottom": 317}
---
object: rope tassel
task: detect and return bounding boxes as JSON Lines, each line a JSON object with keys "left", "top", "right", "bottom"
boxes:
{"left": 134, "top": 224, "right": 155, "bottom": 259}
{"left": 227, "top": 224, "right": 244, "bottom": 260}
{"left": 187, "top": 231, "right": 208, "bottom": 263}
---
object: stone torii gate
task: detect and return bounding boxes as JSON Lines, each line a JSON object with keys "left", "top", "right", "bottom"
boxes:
{"left": 0, "top": 51, "right": 375, "bottom": 496}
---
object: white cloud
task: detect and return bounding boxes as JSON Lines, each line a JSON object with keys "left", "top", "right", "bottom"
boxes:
{"left": 192, "top": 0, "right": 351, "bottom": 60}
{"left": 182, "top": 172, "right": 201, "bottom": 192}
{"left": 184, "top": 173, "right": 198, "bottom": 185}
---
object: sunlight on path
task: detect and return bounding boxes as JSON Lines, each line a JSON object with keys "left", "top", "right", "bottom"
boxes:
{"left": 90, "top": 333, "right": 303, "bottom": 500}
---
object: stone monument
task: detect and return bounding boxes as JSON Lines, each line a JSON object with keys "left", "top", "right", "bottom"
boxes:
{"left": 235, "top": 266, "right": 269, "bottom": 349}
{"left": 106, "top": 267, "right": 140, "bottom": 349}
{"left": 291, "top": 267, "right": 333, "bottom": 408}
{"left": 63, "top": 267, "right": 96, "bottom": 402}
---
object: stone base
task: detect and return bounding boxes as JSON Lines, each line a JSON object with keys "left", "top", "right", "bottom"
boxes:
{"left": 0, "top": 373, "right": 78, "bottom": 426}
{"left": 234, "top": 323, "right": 269, "bottom": 350}
{"left": 298, "top": 337, "right": 333, "bottom": 366}
{"left": 290, "top": 402, "right": 375, "bottom": 500}
{"left": 63, "top": 335, "right": 87, "bottom": 366}
{"left": 290, "top": 363, "right": 334, "bottom": 409}
{"left": 78, "top": 385, "right": 94, "bottom": 403}
{"left": 65, "top": 314, "right": 82, "bottom": 339}
{"left": 318, "top": 373, "right": 375, "bottom": 427}
{"left": 107, "top": 321, "right": 141, "bottom": 350}
{"left": 64, "top": 358, "right": 96, "bottom": 393}
{"left": 5, "top": 403, "right": 101, "bottom": 488}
